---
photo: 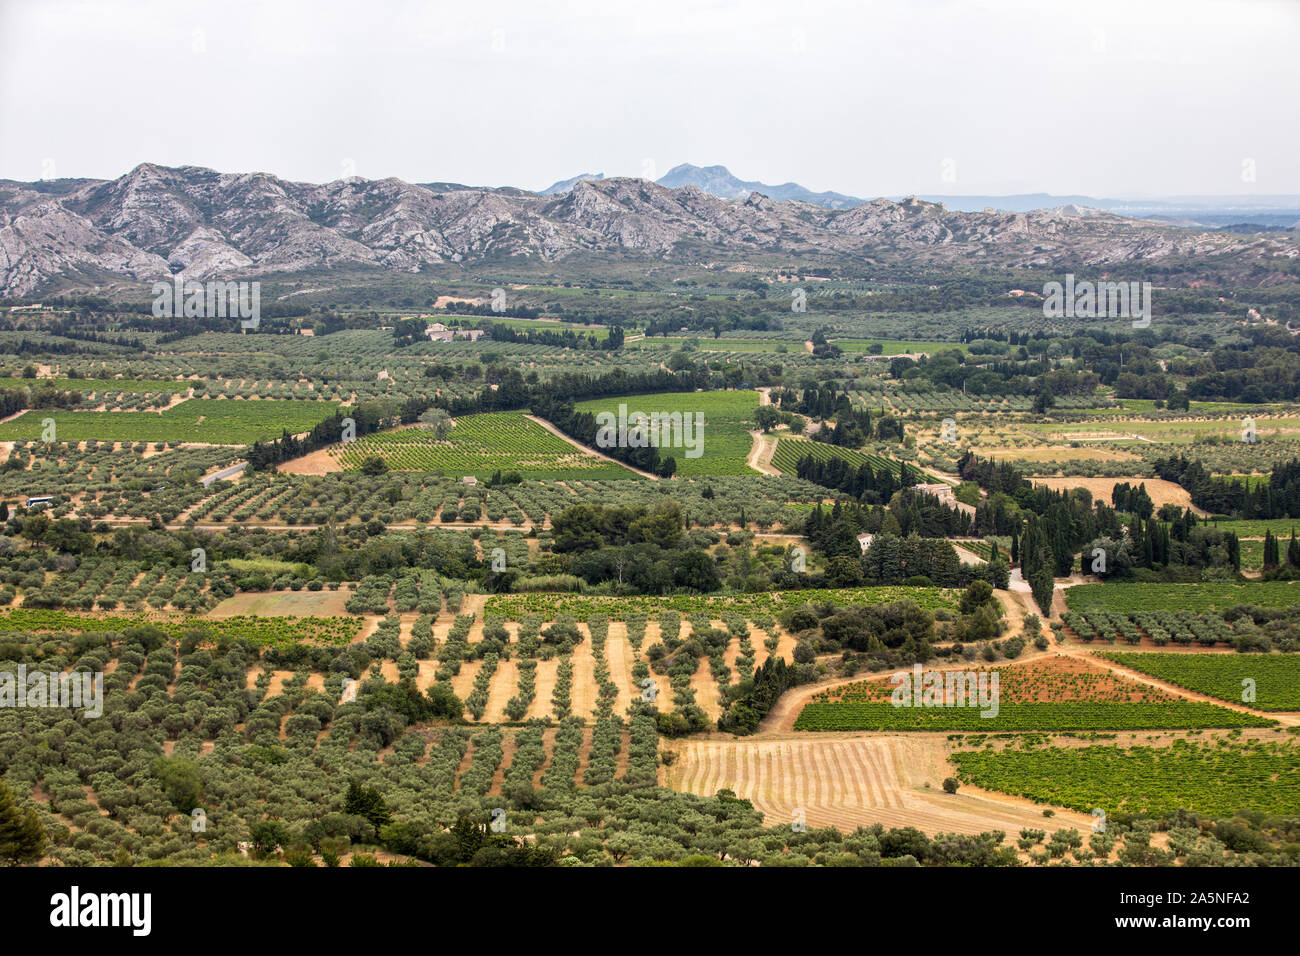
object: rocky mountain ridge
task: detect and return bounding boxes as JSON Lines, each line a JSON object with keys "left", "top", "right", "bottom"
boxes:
{"left": 1, "top": 163, "right": 1294, "bottom": 296}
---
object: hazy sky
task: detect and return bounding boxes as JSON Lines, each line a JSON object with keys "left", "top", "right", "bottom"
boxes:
{"left": 1, "top": 0, "right": 1297, "bottom": 197}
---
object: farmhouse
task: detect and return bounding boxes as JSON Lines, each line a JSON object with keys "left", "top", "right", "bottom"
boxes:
{"left": 425, "top": 323, "right": 484, "bottom": 342}
{"left": 857, "top": 533, "right": 874, "bottom": 553}
{"left": 917, "top": 482, "right": 978, "bottom": 518}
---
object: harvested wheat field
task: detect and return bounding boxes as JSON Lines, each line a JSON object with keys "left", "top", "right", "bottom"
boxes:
{"left": 1030, "top": 476, "right": 1203, "bottom": 514}
{"left": 276, "top": 446, "right": 344, "bottom": 475}
{"left": 667, "top": 733, "right": 1093, "bottom": 836}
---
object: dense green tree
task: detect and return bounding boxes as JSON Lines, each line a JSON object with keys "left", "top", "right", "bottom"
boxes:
{"left": 0, "top": 779, "right": 45, "bottom": 866}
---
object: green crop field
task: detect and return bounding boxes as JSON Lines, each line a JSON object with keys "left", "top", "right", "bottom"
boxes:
{"left": 0, "top": 399, "right": 340, "bottom": 444}
{"left": 574, "top": 390, "right": 758, "bottom": 476}
{"left": 333, "top": 412, "right": 637, "bottom": 479}
{"left": 1201, "top": 518, "right": 1300, "bottom": 539}
{"left": 952, "top": 739, "right": 1300, "bottom": 818}
{"left": 0, "top": 607, "right": 360, "bottom": 646}
{"left": 793, "top": 701, "right": 1273, "bottom": 732}
{"left": 1102, "top": 652, "right": 1300, "bottom": 711}
{"left": 1066, "top": 582, "right": 1300, "bottom": 613}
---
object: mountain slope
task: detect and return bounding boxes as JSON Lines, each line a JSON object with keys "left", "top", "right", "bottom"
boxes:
{"left": 0, "top": 164, "right": 1294, "bottom": 296}
{"left": 539, "top": 172, "right": 605, "bottom": 195}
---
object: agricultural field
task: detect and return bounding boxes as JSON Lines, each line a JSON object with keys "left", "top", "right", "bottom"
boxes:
{"left": 483, "top": 586, "right": 961, "bottom": 621}
{"left": 331, "top": 412, "right": 637, "bottom": 479}
{"left": 793, "top": 700, "right": 1272, "bottom": 731}
{"left": 952, "top": 738, "right": 1300, "bottom": 818}
{"left": 1029, "top": 476, "right": 1198, "bottom": 512}
{"left": 768, "top": 435, "right": 922, "bottom": 480}
{"left": 1022, "top": 415, "right": 1300, "bottom": 441}
{"left": 1066, "top": 582, "right": 1300, "bottom": 613}
{"left": 0, "top": 399, "right": 340, "bottom": 444}
{"left": 0, "top": 376, "right": 189, "bottom": 392}
{"left": 793, "top": 656, "right": 1275, "bottom": 731}
{"left": 3, "top": 183, "right": 1300, "bottom": 878}
{"left": 1061, "top": 609, "right": 1243, "bottom": 648}
{"left": 574, "top": 390, "right": 759, "bottom": 476}
{"left": 0, "top": 607, "right": 361, "bottom": 646}
{"left": 628, "top": 336, "right": 793, "bottom": 353}
{"left": 1102, "top": 652, "right": 1300, "bottom": 710}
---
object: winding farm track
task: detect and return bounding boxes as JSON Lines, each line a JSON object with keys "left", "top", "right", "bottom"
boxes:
{"left": 1056, "top": 643, "right": 1300, "bottom": 728}
{"left": 524, "top": 414, "right": 659, "bottom": 480}
{"left": 746, "top": 430, "right": 780, "bottom": 475}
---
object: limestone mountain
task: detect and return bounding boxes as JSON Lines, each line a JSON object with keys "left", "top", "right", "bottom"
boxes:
{"left": 1, "top": 163, "right": 1294, "bottom": 296}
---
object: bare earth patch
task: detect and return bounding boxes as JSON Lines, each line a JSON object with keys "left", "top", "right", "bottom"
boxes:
{"left": 207, "top": 589, "right": 351, "bottom": 618}
{"left": 277, "top": 446, "right": 344, "bottom": 475}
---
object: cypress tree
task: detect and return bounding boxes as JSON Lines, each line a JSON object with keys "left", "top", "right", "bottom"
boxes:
{"left": 1263, "top": 530, "right": 1279, "bottom": 569}
{"left": 0, "top": 778, "right": 46, "bottom": 866}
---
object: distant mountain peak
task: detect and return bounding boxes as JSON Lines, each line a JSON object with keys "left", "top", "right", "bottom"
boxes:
{"left": 655, "top": 163, "right": 865, "bottom": 209}
{"left": 539, "top": 172, "right": 605, "bottom": 196}
{"left": 0, "top": 163, "right": 1291, "bottom": 297}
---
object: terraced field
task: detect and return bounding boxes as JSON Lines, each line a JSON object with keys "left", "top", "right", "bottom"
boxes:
{"left": 331, "top": 412, "right": 636, "bottom": 479}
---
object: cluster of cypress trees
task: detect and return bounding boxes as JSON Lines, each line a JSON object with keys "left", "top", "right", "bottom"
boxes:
{"left": 1262, "top": 528, "right": 1300, "bottom": 569}
{"left": 1154, "top": 456, "right": 1300, "bottom": 519}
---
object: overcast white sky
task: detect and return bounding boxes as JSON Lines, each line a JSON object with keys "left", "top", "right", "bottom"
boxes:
{"left": 1, "top": 0, "right": 1297, "bottom": 197}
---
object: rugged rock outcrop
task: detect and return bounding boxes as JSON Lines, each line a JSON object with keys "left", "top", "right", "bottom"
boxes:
{"left": 0, "top": 164, "right": 1294, "bottom": 296}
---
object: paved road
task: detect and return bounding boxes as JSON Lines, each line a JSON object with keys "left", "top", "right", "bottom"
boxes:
{"left": 201, "top": 462, "right": 247, "bottom": 487}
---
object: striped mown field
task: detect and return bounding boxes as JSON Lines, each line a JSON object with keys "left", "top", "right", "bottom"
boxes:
{"left": 665, "top": 734, "right": 1093, "bottom": 836}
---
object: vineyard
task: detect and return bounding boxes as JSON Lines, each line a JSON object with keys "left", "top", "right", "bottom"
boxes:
{"left": 331, "top": 412, "right": 636, "bottom": 479}
{"left": 768, "top": 436, "right": 923, "bottom": 480}
{"left": 793, "top": 656, "right": 1275, "bottom": 731}
{"left": 952, "top": 738, "right": 1300, "bottom": 818}
{"left": 793, "top": 701, "right": 1272, "bottom": 731}
{"left": 0, "top": 607, "right": 360, "bottom": 645}
{"left": 573, "top": 390, "right": 759, "bottom": 476}
{"left": 1102, "top": 652, "right": 1300, "bottom": 710}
